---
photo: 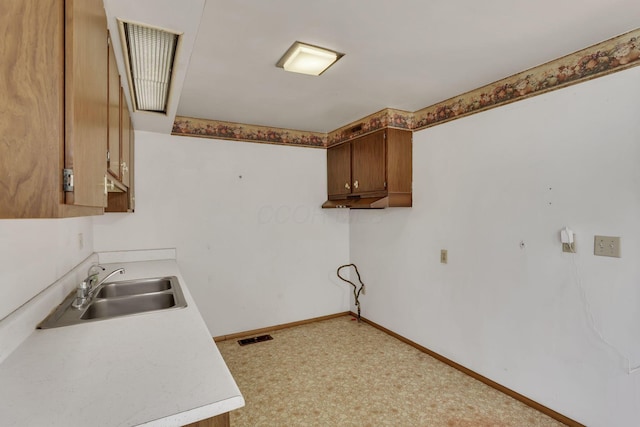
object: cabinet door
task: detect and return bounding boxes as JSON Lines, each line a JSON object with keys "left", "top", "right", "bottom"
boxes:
{"left": 128, "top": 127, "right": 135, "bottom": 210}
{"left": 120, "top": 87, "right": 131, "bottom": 188}
{"left": 351, "top": 130, "right": 386, "bottom": 194}
{"left": 107, "top": 36, "right": 121, "bottom": 180}
{"left": 64, "top": 0, "right": 108, "bottom": 208}
{"left": 0, "top": 0, "right": 64, "bottom": 218}
{"left": 327, "top": 142, "right": 352, "bottom": 197}
{"left": 106, "top": 91, "right": 134, "bottom": 213}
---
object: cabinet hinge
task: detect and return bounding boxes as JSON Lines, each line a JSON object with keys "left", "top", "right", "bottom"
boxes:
{"left": 63, "top": 168, "right": 74, "bottom": 192}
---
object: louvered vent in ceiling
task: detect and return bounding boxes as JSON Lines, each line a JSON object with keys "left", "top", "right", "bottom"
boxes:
{"left": 118, "top": 20, "right": 180, "bottom": 114}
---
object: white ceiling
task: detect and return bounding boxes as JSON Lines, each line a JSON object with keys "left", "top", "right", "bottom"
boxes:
{"left": 105, "top": 0, "right": 640, "bottom": 134}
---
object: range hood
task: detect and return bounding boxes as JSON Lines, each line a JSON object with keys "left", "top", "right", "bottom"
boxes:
{"left": 321, "top": 193, "right": 411, "bottom": 209}
{"left": 322, "top": 196, "right": 388, "bottom": 209}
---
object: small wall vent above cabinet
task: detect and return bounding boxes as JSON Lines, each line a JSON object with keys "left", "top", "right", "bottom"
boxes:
{"left": 322, "top": 128, "right": 412, "bottom": 209}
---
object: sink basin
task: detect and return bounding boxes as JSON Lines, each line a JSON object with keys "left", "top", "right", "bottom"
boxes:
{"left": 82, "top": 293, "right": 177, "bottom": 320}
{"left": 38, "top": 276, "right": 187, "bottom": 329}
{"left": 95, "top": 277, "right": 172, "bottom": 298}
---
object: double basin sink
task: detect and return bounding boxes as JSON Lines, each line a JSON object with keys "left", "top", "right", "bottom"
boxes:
{"left": 38, "top": 276, "right": 187, "bottom": 329}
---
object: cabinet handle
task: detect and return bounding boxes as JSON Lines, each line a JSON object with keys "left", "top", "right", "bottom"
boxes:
{"left": 103, "top": 175, "right": 108, "bottom": 195}
{"left": 353, "top": 180, "right": 359, "bottom": 189}
{"left": 344, "top": 182, "right": 350, "bottom": 190}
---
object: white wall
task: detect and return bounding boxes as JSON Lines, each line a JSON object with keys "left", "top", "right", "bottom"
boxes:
{"left": 93, "top": 132, "right": 350, "bottom": 336}
{"left": 350, "top": 66, "right": 640, "bottom": 427}
{"left": 0, "top": 218, "right": 94, "bottom": 321}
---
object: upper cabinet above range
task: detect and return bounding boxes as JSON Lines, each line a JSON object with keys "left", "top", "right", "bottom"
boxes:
{"left": 0, "top": 0, "right": 134, "bottom": 218}
{"left": 323, "top": 128, "right": 412, "bottom": 209}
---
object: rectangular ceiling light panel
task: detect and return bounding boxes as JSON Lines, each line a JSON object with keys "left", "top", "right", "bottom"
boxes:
{"left": 276, "top": 41, "right": 343, "bottom": 76}
{"left": 120, "top": 21, "right": 180, "bottom": 113}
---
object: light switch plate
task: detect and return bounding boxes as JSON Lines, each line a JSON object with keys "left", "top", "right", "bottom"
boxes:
{"left": 440, "top": 249, "right": 448, "bottom": 264}
{"left": 594, "top": 236, "right": 621, "bottom": 258}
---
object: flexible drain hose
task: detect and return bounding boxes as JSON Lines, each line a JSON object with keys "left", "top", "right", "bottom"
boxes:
{"left": 337, "top": 264, "right": 366, "bottom": 322}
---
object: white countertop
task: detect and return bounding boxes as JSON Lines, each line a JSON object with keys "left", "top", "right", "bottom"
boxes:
{"left": 0, "top": 256, "right": 244, "bottom": 426}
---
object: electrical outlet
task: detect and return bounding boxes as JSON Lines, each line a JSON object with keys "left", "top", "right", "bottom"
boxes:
{"left": 562, "top": 234, "right": 576, "bottom": 253}
{"left": 594, "top": 236, "right": 621, "bottom": 258}
{"left": 78, "top": 233, "right": 84, "bottom": 250}
{"left": 440, "top": 249, "right": 448, "bottom": 264}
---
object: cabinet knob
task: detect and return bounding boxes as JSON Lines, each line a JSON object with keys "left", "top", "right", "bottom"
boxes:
{"left": 353, "top": 180, "right": 359, "bottom": 189}
{"left": 344, "top": 182, "right": 350, "bottom": 190}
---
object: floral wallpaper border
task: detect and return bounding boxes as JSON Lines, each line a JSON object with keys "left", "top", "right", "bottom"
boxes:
{"left": 327, "top": 108, "right": 414, "bottom": 147}
{"left": 172, "top": 28, "right": 640, "bottom": 148}
{"left": 413, "top": 28, "right": 640, "bottom": 131}
{"left": 172, "top": 117, "right": 327, "bottom": 148}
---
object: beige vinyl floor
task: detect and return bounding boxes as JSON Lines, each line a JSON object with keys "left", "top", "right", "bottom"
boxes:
{"left": 216, "top": 315, "right": 565, "bottom": 427}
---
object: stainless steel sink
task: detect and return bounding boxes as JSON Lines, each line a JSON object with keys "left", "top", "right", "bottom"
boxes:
{"left": 95, "top": 277, "right": 172, "bottom": 298}
{"left": 38, "top": 276, "right": 187, "bottom": 329}
{"left": 82, "top": 293, "right": 177, "bottom": 320}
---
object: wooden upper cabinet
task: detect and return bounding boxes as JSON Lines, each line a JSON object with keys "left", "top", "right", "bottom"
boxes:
{"left": 105, "top": 86, "right": 135, "bottom": 213}
{"left": 386, "top": 128, "right": 412, "bottom": 196}
{"left": 327, "top": 142, "right": 352, "bottom": 197}
{"left": 0, "top": 0, "right": 65, "bottom": 218}
{"left": 0, "top": 0, "right": 108, "bottom": 218}
{"left": 128, "top": 126, "right": 135, "bottom": 211}
{"left": 120, "top": 87, "right": 132, "bottom": 188}
{"left": 107, "top": 33, "right": 135, "bottom": 193}
{"left": 351, "top": 130, "right": 386, "bottom": 194}
{"left": 64, "top": 0, "right": 108, "bottom": 208}
{"left": 105, "top": 29, "right": 136, "bottom": 211}
{"left": 107, "top": 36, "right": 121, "bottom": 181}
{"left": 323, "top": 128, "right": 412, "bottom": 208}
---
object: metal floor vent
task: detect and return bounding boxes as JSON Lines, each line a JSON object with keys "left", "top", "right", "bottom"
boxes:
{"left": 238, "top": 334, "right": 273, "bottom": 346}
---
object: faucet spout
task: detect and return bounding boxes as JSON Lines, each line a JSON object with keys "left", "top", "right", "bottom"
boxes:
{"left": 72, "top": 267, "right": 125, "bottom": 309}
{"left": 91, "top": 268, "right": 126, "bottom": 295}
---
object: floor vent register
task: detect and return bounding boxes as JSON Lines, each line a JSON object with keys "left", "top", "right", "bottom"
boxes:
{"left": 238, "top": 334, "right": 273, "bottom": 346}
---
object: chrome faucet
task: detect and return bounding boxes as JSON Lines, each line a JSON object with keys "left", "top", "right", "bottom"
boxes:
{"left": 72, "top": 265, "right": 125, "bottom": 309}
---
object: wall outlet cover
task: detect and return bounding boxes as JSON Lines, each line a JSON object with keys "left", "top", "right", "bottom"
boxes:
{"left": 440, "top": 249, "right": 448, "bottom": 264}
{"left": 594, "top": 236, "right": 621, "bottom": 258}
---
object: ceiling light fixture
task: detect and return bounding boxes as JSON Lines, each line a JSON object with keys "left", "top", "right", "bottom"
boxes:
{"left": 276, "top": 41, "right": 344, "bottom": 76}
{"left": 118, "top": 20, "right": 181, "bottom": 113}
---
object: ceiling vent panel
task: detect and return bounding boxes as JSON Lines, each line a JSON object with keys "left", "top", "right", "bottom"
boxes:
{"left": 118, "top": 20, "right": 180, "bottom": 114}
